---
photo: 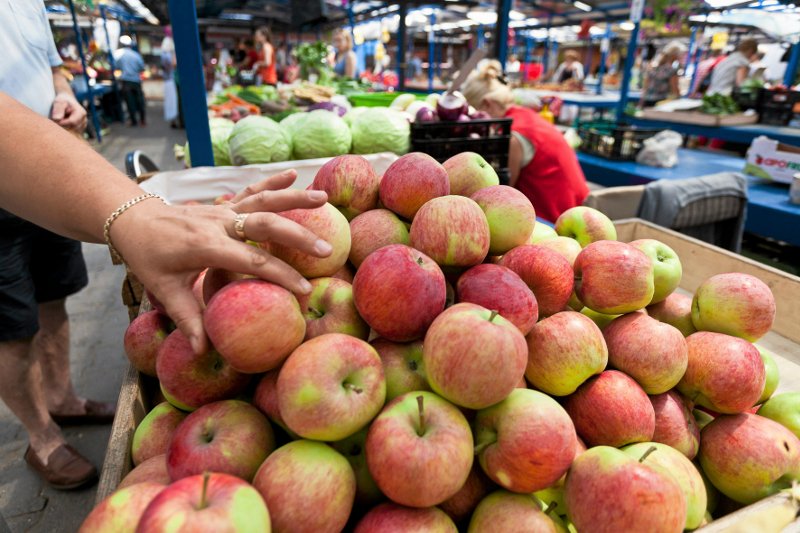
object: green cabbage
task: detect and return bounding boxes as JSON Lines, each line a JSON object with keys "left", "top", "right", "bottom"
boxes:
{"left": 280, "top": 112, "right": 307, "bottom": 143}
{"left": 290, "top": 110, "right": 352, "bottom": 160}
{"left": 184, "top": 118, "right": 235, "bottom": 167}
{"left": 350, "top": 108, "right": 410, "bottom": 155}
{"left": 343, "top": 106, "right": 369, "bottom": 127}
{"left": 228, "top": 115, "right": 292, "bottom": 165}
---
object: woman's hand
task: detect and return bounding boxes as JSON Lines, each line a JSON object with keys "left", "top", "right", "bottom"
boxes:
{"left": 111, "top": 170, "right": 331, "bottom": 353}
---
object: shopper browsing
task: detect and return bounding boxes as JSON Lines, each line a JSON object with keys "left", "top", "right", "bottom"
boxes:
{"left": 462, "top": 61, "right": 590, "bottom": 222}
{"left": 253, "top": 26, "right": 278, "bottom": 86}
{"left": 640, "top": 41, "right": 687, "bottom": 108}
{"left": 331, "top": 29, "right": 358, "bottom": 79}
{"left": 115, "top": 35, "right": 147, "bottom": 126}
{"left": 707, "top": 38, "right": 760, "bottom": 96}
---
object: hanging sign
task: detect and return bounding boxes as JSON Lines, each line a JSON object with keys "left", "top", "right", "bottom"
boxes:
{"left": 630, "top": 0, "right": 645, "bottom": 23}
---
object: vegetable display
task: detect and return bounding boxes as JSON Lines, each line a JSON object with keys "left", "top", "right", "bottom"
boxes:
{"left": 228, "top": 115, "right": 292, "bottom": 166}
{"left": 350, "top": 108, "right": 411, "bottom": 155}
{"left": 701, "top": 94, "right": 740, "bottom": 115}
{"left": 290, "top": 110, "right": 352, "bottom": 160}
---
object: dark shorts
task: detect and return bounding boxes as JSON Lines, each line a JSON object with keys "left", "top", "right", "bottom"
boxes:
{"left": 0, "top": 210, "right": 88, "bottom": 342}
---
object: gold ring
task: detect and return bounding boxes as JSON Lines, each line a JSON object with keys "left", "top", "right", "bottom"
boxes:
{"left": 233, "top": 213, "right": 249, "bottom": 241}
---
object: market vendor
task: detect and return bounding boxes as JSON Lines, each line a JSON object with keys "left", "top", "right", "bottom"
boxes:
{"left": 331, "top": 29, "right": 358, "bottom": 79}
{"left": 550, "top": 50, "right": 585, "bottom": 85}
{"left": 640, "top": 41, "right": 687, "bottom": 108}
{"left": 462, "top": 60, "right": 590, "bottom": 222}
{"left": 707, "top": 38, "right": 760, "bottom": 96}
{"left": 253, "top": 26, "right": 278, "bottom": 86}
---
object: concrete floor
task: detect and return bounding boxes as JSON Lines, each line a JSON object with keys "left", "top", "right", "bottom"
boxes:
{"left": 0, "top": 102, "right": 185, "bottom": 532}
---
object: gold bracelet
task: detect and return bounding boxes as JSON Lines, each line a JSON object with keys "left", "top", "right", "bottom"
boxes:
{"left": 104, "top": 193, "right": 165, "bottom": 265}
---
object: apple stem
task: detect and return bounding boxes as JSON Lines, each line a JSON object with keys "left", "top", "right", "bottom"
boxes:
{"left": 638, "top": 446, "right": 658, "bottom": 463}
{"left": 473, "top": 441, "right": 490, "bottom": 455}
{"left": 417, "top": 395, "right": 425, "bottom": 437}
{"left": 488, "top": 310, "right": 499, "bottom": 323}
{"left": 416, "top": 257, "right": 424, "bottom": 266}
{"left": 307, "top": 307, "right": 324, "bottom": 319}
{"left": 199, "top": 471, "right": 210, "bottom": 510}
{"left": 345, "top": 383, "right": 363, "bottom": 394}
{"left": 544, "top": 501, "right": 558, "bottom": 516}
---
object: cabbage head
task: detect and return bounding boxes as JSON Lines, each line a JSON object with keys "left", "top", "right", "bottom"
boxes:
{"left": 228, "top": 115, "right": 292, "bottom": 165}
{"left": 342, "top": 106, "right": 369, "bottom": 127}
{"left": 280, "top": 112, "right": 306, "bottom": 142}
{"left": 290, "top": 110, "right": 352, "bottom": 160}
{"left": 184, "top": 118, "right": 235, "bottom": 167}
{"left": 350, "top": 108, "right": 410, "bottom": 155}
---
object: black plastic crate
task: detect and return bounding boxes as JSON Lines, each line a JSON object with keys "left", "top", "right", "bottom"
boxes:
{"left": 732, "top": 87, "right": 762, "bottom": 112}
{"left": 577, "top": 120, "right": 661, "bottom": 161}
{"left": 410, "top": 118, "right": 512, "bottom": 185}
{"left": 758, "top": 89, "right": 800, "bottom": 126}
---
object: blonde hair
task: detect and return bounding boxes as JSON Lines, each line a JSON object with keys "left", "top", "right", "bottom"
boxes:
{"left": 653, "top": 40, "right": 687, "bottom": 67}
{"left": 334, "top": 29, "right": 353, "bottom": 52}
{"left": 461, "top": 60, "right": 513, "bottom": 109}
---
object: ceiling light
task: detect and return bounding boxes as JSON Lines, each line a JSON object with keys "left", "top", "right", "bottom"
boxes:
{"left": 510, "top": 10, "right": 526, "bottom": 20}
{"left": 573, "top": 1, "right": 593, "bottom": 11}
{"left": 619, "top": 21, "right": 635, "bottom": 30}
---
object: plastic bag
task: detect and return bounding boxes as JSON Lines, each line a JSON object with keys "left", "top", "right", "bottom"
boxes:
{"left": 636, "top": 130, "right": 682, "bottom": 168}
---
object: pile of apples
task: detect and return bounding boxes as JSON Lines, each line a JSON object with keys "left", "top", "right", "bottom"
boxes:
{"left": 82, "top": 151, "right": 798, "bottom": 533}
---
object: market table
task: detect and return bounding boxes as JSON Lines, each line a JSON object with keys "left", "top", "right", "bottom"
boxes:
{"left": 577, "top": 148, "right": 800, "bottom": 246}
{"left": 626, "top": 117, "right": 800, "bottom": 146}
{"left": 522, "top": 89, "right": 641, "bottom": 109}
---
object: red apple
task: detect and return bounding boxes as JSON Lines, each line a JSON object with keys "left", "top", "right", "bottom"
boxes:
{"left": 253, "top": 440, "right": 355, "bottom": 533}
{"left": 329, "top": 427, "right": 383, "bottom": 506}
{"left": 371, "top": 338, "right": 431, "bottom": 401}
{"left": 156, "top": 330, "right": 250, "bottom": 411}
{"left": 252, "top": 367, "right": 294, "bottom": 435}
{"left": 295, "top": 277, "right": 368, "bottom": 341}
{"left": 269, "top": 202, "right": 351, "bottom": 278}
{"left": 312, "top": 154, "right": 380, "bottom": 220}
{"left": 474, "top": 389, "right": 577, "bottom": 493}
{"left": 423, "top": 303, "right": 527, "bottom": 410}
{"left": 525, "top": 311, "right": 608, "bottom": 396}
{"left": 366, "top": 391, "right": 473, "bottom": 507}
{"left": 554, "top": 206, "right": 617, "bottom": 247}
{"left": 604, "top": 312, "right": 688, "bottom": 394}
{"left": 204, "top": 279, "right": 306, "bottom": 373}
{"left": 409, "top": 196, "right": 490, "bottom": 269}
{"left": 677, "top": 332, "right": 765, "bottom": 414}
{"left": 470, "top": 185, "right": 536, "bottom": 255}
{"left": 278, "top": 333, "right": 386, "bottom": 441}
{"left": 167, "top": 400, "right": 274, "bottom": 482}
{"left": 468, "top": 490, "right": 559, "bottom": 533}
{"left": 438, "top": 464, "right": 496, "bottom": 525}
{"left": 574, "top": 240, "right": 655, "bottom": 314}
{"left": 691, "top": 272, "right": 776, "bottom": 342}
{"left": 118, "top": 454, "right": 171, "bottom": 490}
{"left": 647, "top": 292, "right": 697, "bottom": 337}
{"left": 349, "top": 209, "right": 410, "bottom": 268}
{"left": 650, "top": 391, "right": 700, "bottom": 460}
{"left": 536, "top": 236, "right": 582, "bottom": 265}
{"left": 456, "top": 264, "right": 538, "bottom": 335}
{"left": 201, "top": 268, "right": 248, "bottom": 305}
{"left": 78, "top": 482, "right": 165, "bottom": 533}
{"left": 137, "top": 473, "right": 270, "bottom": 532}
{"left": 131, "top": 402, "right": 187, "bottom": 466}
{"left": 331, "top": 263, "right": 355, "bottom": 283}
{"left": 124, "top": 310, "right": 173, "bottom": 377}
{"left": 379, "top": 152, "right": 449, "bottom": 220}
{"left": 565, "top": 370, "right": 656, "bottom": 447}
{"left": 354, "top": 503, "right": 458, "bottom": 533}
{"left": 442, "top": 152, "right": 499, "bottom": 197}
{"left": 499, "top": 245, "right": 574, "bottom": 317}
{"left": 565, "top": 446, "right": 687, "bottom": 533}
{"left": 353, "top": 244, "right": 446, "bottom": 342}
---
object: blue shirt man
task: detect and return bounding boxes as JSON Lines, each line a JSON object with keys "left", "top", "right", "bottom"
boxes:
{"left": 113, "top": 37, "right": 146, "bottom": 83}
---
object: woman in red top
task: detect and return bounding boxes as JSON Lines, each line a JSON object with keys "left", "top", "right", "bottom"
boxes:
{"left": 253, "top": 26, "right": 277, "bottom": 86}
{"left": 462, "top": 61, "right": 589, "bottom": 222}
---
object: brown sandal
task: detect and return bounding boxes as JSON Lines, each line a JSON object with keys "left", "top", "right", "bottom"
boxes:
{"left": 50, "top": 399, "right": 116, "bottom": 426}
{"left": 24, "top": 444, "right": 97, "bottom": 490}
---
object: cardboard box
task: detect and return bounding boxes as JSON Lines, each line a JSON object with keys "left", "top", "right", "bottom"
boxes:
{"left": 97, "top": 220, "right": 800, "bottom": 531}
{"left": 744, "top": 136, "right": 800, "bottom": 184}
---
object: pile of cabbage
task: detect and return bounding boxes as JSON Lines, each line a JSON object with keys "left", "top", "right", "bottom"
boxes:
{"left": 185, "top": 97, "right": 416, "bottom": 167}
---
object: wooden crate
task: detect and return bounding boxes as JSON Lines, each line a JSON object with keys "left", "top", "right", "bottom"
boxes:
{"left": 96, "top": 219, "right": 800, "bottom": 531}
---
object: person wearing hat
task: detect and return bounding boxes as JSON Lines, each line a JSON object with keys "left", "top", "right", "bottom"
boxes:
{"left": 114, "top": 35, "right": 147, "bottom": 126}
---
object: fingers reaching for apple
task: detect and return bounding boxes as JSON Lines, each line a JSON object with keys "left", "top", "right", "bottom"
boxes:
{"left": 231, "top": 187, "right": 328, "bottom": 216}
{"left": 228, "top": 169, "right": 301, "bottom": 204}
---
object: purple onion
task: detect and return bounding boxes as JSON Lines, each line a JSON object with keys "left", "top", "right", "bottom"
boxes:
{"left": 307, "top": 101, "right": 347, "bottom": 117}
{"left": 415, "top": 107, "right": 438, "bottom": 123}
{"left": 437, "top": 91, "right": 468, "bottom": 122}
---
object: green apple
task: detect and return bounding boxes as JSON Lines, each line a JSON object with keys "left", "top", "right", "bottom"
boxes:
{"left": 629, "top": 239, "right": 682, "bottom": 304}
{"left": 468, "top": 491, "right": 558, "bottom": 532}
{"left": 579, "top": 307, "right": 620, "bottom": 330}
{"left": 554, "top": 206, "right": 617, "bottom": 248}
{"left": 622, "top": 442, "right": 707, "bottom": 530}
{"left": 528, "top": 222, "right": 558, "bottom": 244}
{"left": 757, "top": 346, "right": 780, "bottom": 404}
{"left": 758, "top": 392, "right": 800, "bottom": 438}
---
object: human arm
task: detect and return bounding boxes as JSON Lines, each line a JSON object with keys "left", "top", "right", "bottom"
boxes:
{"left": 345, "top": 51, "right": 357, "bottom": 78}
{"left": 573, "top": 63, "right": 585, "bottom": 81}
{"left": 51, "top": 68, "right": 87, "bottom": 133}
{"left": 264, "top": 43, "right": 274, "bottom": 67}
{"left": 0, "top": 92, "right": 331, "bottom": 353}
{"left": 735, "top": 65, "right": 749, "bottom": 87}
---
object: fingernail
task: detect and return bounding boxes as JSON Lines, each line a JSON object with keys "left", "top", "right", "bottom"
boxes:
{"left": 308, "top": 190, "right": 327, "bottom": 201}
{"left": 299, "top": 279, "right": 313, "bottom": 293}
{"left": 189, "top": 335, "right": 203, "bottom": 354}
{"left": 314, "top": 239, "right": 333, "bottom": 255}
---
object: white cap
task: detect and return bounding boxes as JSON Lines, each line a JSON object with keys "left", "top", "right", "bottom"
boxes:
{"left": 119, "top": 35, "right": 132, "bottom": 46}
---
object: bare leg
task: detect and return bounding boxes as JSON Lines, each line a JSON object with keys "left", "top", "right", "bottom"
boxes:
{"left": 32, "top": 299, "right": 85, "bottom": 415}
{"left": 0, "top": 337, "right": 65, "bottom": 462}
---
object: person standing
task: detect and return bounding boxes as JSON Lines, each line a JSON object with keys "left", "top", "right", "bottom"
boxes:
{"left": 0, "top": 0, "right": 112, "bottom": 490}
{"left": 331, "top": 29, "right": 358, "bottom": 79}
{"left": 253, "top": 26, "right": 277, "bottom": 86}
{"left": 550, "top": 50, "right": 585, "bottom": 84}
{"left": 640, "top": 41, "right": 686, "bottom": 107}
{"left": 114, "top": 35, "right": 147, "bottom": 126}
{"left": 707, "top": 39, "right": 760, "bottom": 96}
{"left": 160, "top": 26, "right": 179, "bottom": 128}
